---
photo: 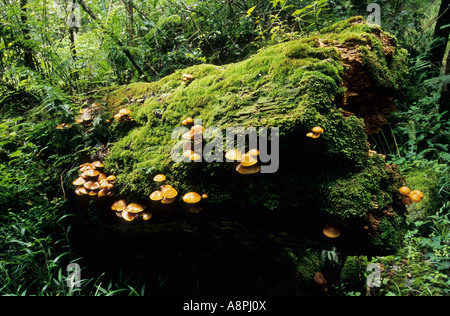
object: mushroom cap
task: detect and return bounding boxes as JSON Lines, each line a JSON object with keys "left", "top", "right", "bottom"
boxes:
{"left": 411, "top": 190, "right": 424, "bottom": 199}
{"left": 153, "top": 174, "right": 166, "bottom": 182}
{"left": 126, "top": 203, "right": 146, "bottom": 213}
{"left": 235, "top": 163, "right": 260, "bottom": 175}
{"left": 118, "top": 108, "right": 132, "bottom": 116}
{"left": 182, "top": 74, "right": 194, "bottom": 80}
{"left": 191, "top": 125, "right": 205, "bottom": 135}
{"left": 106, "top": 175, "right": 116, "bottom": 183}
{"left": 88, "top": 181, "right": 101, "bottom": 191}
{"left": 111, "top": 200, "right": 127, "bottom": 211}
{"left": 182, "top": 130, "right": 194, "bottom": 140}
{"left": 121, "top": 210, "right": 135, "bottom": 222}
{"left": 190, "top": 153, "right": 202, "bottom": 161}
{"left": 79, "top": 164, "right": 96, "bottom": 172}
{"left": 312, "top": 126, "right": 324, "bottom": 134}
{"left": 182, "top": 120, "right": 187, "bottom": 126}
{"left": 202, "top": 193, "right": 208, "bottom": 199}
{"left": 75, "top": 186, "right": 88, "bottom": 196}
{"left": 142, "top": 212, "right": 152, "bottom": 220}
{"left": 408, "top": 193, "right": 421, "bottom": 203}
{"left": 306, "top": 132, "right": 314, "bottom": 138}
{"left": 150, "top": 190, "right": 164, "bottom": 201}
{"left": 72, "top": 177, "right": 86, "bottom": 186}
{"left": 161, "top": 185, "right": 178, "bottom": 199}
{"left": 185, "top": 117, "right": 194, "bottom": 124}
{"left": 83, "top": 180, "right": 94, "bottom": 190}
{"left": 92, "top": 161, "right": 104, "bottom": 168}
{"left": 99, "top": 179, "right": 109, "bottom": 188}
{"left": 182, "top": 192, "right": 202, "bottom": 204}
{"left": 399, "top": 186, "right": 411, "bottom": 196}
{"left": 183, "top": 150, "right": 194, "bottom": 158}
{"left": 323, "top": 225, "right": 340, "bottom": 238}
{"left": 98, "top": 188, "right": 110, "bottom": 197}
{"left": 225, "top": 149, "right": 242, "bottom": 161}
{"left": 247, "top": 148, "right": 259, "bottom": 156}
{"left": 240, "top": 153, "right": 258, "bottom": 167}
{"left": 56, "top": 123, "right": 71, "bottom": 130}
{"left": 311, "top": 132, "right": 321, "bottom": 139}
{"left": 81, "top": 169, "right": 100, "bottom": 178}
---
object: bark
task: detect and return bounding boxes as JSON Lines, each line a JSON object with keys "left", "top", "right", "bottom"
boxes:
{"left": 439, "top": 51, "right": 450, "bottom": 121}
{"left": 430, "top": 0, "right": 450, "bottom": 69}
{"left": 20, "top": 0, "right": 37, "bottom": 71}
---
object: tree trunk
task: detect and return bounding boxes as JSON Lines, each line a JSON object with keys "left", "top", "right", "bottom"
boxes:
{"left": 430, "top": 0, "right": 450, "bottom": 70}
{"left": 77, "top": 0, "right": 149, "bottom": 82}
{"left": 439, "top": 50, "right": 450, "bottom": 121}
{"left": 20, "top": 0, "right": 37, "bottom": 71}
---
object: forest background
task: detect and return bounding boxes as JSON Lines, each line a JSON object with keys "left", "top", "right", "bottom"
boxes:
{"left": 0, "top": 0, "right": 449, "bottom": 296}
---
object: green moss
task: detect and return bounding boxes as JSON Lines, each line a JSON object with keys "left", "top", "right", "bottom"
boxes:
{"left": 340, "top": 256, "right": 369, "bottom": 293}
{"left": 403, "top": 166, "right": 442, "bottom": 219}
{"left": 101, "top": 17, "right": 409, "bottom": 252}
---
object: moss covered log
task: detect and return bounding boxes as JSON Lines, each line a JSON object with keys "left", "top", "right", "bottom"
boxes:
{"left": 98, "top": 17, "right": 409, "bottom": 255}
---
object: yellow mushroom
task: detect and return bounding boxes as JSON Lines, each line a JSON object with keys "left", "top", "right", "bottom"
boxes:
{"left": 121, "top": 210, "right": 135, "bottom": 222}
{"left": 235, "top": 163, "right": 260, "bottom": 175}
{"left": 126, "top": 203, "right": 146, "bottom": 213}
{"left": 111, "top": 200, "right": 127, "bottom": 212}
{"left": 141, "top": 212, "right": 152, "bottom": 221}
{"left": 72, "top": 177, "right": 86, "bottom": 186}
{"left": 399, "top": 186, "right": 411, "bottom": 196}
{"left": 312, "top": 126, "right": 324, "bottom": 134}
{"left": 323, "top": 225, "right": 340, "bottom": 238}
{"left": 161, "top": 185, "right": 178, "bottom": 199}
{"left": 182, "top": 192, "right": 202, "bottom": 204}
{"left": 150, "top": 190, "right": 164, "bottom": 201}
{"left": 247, "top": 149, "right": 259, "bottom": 157}
{"left": 190, "top": 153, "right": 202, "bottom": 161}
{"left": 153, "top": 174, "right": 166, "bottom": 182}
{"left": 240, "top": 153, "right": 258, "bottom": 167}
{"left": 225, "top": 149, "right": 243, "bottom": 162}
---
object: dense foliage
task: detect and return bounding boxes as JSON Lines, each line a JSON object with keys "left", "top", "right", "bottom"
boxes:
{"left": 0, "top": 0, "right": 449, "bottom": 296}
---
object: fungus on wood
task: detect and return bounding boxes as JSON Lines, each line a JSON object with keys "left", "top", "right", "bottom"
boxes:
{"left": 103, "top": 17, "right": 409, "bottom": 254}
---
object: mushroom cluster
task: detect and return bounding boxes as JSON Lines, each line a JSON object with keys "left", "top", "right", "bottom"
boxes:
{"left": 72, "top": 161, "right": 116, "bottom": 198}
{"left": 148, "top": 173, "right": 208, "bottom": 213}
{"left": 399, "top": 186, "right": 424, "bottom": 205}
{"left": 149, "top": 174, "right": 179, "bottom": 205}
{"left": 182, "top": 73, "right": 194, "bottom": 85}
{"left": 180, "top": 122, "right": 205, "bottom": 162}
{"left": 225, "top": 148, "right": 260, "bottom": 175}
{"left": 306, "top": 126, "right": 324, "bottom": 139}
{"left": 56, "top": 123, "right": 72, "bottom": 130}
{"left": 113, "top": 108, "right": 134, "bottom": 122}
{"left": 75, "top": 103, "right": 104, "bottom": 127}
{"left": 181, "top": 117, "right": 194, "bottom": 126}
{"left": 111, "top": 200, "right": 151, "bottom": 222}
